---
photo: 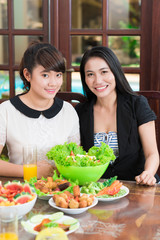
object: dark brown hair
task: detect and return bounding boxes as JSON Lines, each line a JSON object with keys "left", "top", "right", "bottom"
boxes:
{"left": 19, "top": 41, "right": 65, "bottom": 91}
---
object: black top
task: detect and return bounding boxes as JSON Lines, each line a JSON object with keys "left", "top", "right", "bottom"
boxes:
{"left": 75, "top": 93, "right": 157, "bottom": 181}
{"left": 10, "top": 94, "right": 63, "bottom": 119}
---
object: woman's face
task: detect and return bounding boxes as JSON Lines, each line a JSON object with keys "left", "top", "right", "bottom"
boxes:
{"left": 84, "top": 57, "right": 116, "bottom": 98}
{"left": 24, "top": 64, "right": 63, "bottom": 100}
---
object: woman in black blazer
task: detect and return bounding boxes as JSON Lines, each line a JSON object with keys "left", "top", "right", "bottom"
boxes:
{"left": 75, "top": 46, "right": 159, "bottom": 185}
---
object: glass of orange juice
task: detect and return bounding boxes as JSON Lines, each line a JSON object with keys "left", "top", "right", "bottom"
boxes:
{"left": 23, "top": 145, "right": 37, "bottom": 181}
{"left": 0, "top": 208, "right": 18, "bottom": 240}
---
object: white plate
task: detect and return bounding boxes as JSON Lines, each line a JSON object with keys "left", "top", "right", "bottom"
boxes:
{"left": 38, "top": 194, "right": 53, "bottom": 200}
{"left": 21, "top": 214, "right": 79, "bottom": 235}
{"left": 48, "top": 197, "right": 98, "bottom": 215}
{"left": 96, "top": 186, "right": 129, "bottom": 202}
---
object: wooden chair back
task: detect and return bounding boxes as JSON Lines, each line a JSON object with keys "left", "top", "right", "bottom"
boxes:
{"left": 56, "top": 91, "right": 87, "bottom": 106}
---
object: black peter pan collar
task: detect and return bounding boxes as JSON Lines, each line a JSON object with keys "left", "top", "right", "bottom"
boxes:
{"left": 10, "top": 95, "right": 63, "bottom": 119}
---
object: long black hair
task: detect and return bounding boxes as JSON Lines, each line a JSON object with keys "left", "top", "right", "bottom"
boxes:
{"left": 80, "top": 46, "right": 136, "bottom": 101}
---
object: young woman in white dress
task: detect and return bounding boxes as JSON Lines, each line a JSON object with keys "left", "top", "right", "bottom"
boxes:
{"left": 0, "top": 41, "right": 80, "bottom": 179}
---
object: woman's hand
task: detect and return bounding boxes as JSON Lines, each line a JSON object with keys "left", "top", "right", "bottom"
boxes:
{"left": 37, "top": 160, "right": 55, "bottom": 179}
{"left": 135, "top": 170, "right": 156, "bottom": 186}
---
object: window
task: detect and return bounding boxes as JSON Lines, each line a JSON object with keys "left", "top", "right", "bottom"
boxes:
{"left": 69, "top": 0, "right": 141, "bottom": 93}
{"left": 0, "top": 0, "right": 48, "bottom": 102}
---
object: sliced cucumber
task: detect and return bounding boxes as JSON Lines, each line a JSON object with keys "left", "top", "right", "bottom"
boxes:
{"left": 21, "top": 221, "right": 37, "bottom": 234}
{"left": 69, "top": 223, "right": 79, "bottom": 231}
{"left": 49, "top": 212, "right": 64, "bottom": 221}
{"left": 30, "top": 214, "right": 44, "bottom": 224}
{"left": 63, "top": 218, "right": 78, "bottom": 225}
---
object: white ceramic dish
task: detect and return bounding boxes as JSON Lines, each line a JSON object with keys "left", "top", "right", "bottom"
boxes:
{"left": 21, "top": 214, "right": 80, "bottom": 235}
{"left": 48, "top": 197, "right": 98, "bottom": 215}
{"left": 37, "top": 194, "right": 53, "bottom": 200}
{"left": 96, "top": 186, "right": 129, "bottom": 202}
{"left": 0, "top": 194, "right": 37, "bottom": 219}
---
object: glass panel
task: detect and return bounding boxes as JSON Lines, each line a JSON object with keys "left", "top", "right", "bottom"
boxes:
{"left": 108, "top": 36, "right": 140, "bottom": 67}
{"left": 15, "top": 71, "right": 24, "bottom": 95}
{"left": 14, "top": 35, "right": 43, "bottom": 65}
{"left": 108, "top": 0, "right": 141, "bottom": 29}
{"left": 0, "top": 0, "right": 8, "bottom": 29}
{"left": 0, "top": 35, "right": 8, "bottom": 65}
{"left": 125, "top": 73, "right": 140, "bottom": 91}
{"left": 71, "top": 72, "right": 83, "bottom": 94}
{"left": 13, "top": 0, "right": 43, "bottom": 29}
{"left": 0, "top": 71, "right": 9, "bottom": 99}
{"left": 71, "top": 0, "right": 102, "bottom": 29}
{"left": 71, "top": 35, "right": 102, "bottom": 66}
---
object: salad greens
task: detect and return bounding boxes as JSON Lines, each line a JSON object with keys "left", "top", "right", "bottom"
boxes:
{"left": 46, "top": 142, "right": 116, "bottom": 167}
{"left": 81, "top": 176, "right": 117, "bottom": 194}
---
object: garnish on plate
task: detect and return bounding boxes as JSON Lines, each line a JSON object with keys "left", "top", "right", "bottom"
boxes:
{"left": 81, "top": 176, "right": 128, "bottom": 200}
{"left": 21, "top": 212, "right": 79, "bottom": 235}
{"left": 95, "top": 180, "right": 122, "bottom": 196}
{"left": 81, "top": 176, "right": 118, "bottom": 195}
{"left": 27, "top": 171, "right": 77, "bottom": 198}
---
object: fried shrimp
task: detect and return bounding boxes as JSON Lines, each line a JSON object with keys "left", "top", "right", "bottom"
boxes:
{"left": 55, "top": 196, "right": 68, "bottom": 208}
{"left": 73, "top": 185, "right": 80, "bottom": 197}
{"left": 59, "top": 193, "right": 68, "bottom": 201}
{"left": 63, "top": 191, "right": 74, "bottom": 199}
{"left": 53, "top": 186, "right": 95, "bottom": 209}
{"left": 79, "top": 200, "right": 88, "bottom": 208}
{"left": 69, "top": 198, "right": 79, "bottom": 209}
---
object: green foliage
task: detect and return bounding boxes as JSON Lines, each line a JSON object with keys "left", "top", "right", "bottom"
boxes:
{"left": 0, "top": 154, "right": 9, "bottom": 161}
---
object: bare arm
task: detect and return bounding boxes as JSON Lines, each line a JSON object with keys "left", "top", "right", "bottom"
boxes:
{"left": 135, "top": 121, "right": 160, "bottom": 186}
{"left": 0, "top": 145, "right": 55, "bottom": 179}
{"left": 0, "top": 145, "right": 23, "bottom": 177}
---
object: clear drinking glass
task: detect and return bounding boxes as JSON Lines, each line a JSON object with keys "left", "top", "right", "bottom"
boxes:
{"left": 0, "top": 208, "right": 18, "bottom": 240}
{"left": 23, "top": 145, "right": 37, "bottom": 181}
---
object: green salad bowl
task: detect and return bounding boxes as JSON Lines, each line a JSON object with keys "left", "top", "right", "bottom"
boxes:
{"left": 55, "top": 162, "right": 110, "bottom": 185}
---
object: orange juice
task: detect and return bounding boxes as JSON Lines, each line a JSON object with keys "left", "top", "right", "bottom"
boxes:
{"left": 23, "top": 164, "right": 37, "bottom": 181}
{"left": 0, "top": 232, "right": 18, "bottom": 240}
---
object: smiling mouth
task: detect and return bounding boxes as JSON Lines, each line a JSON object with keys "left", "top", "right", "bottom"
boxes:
{"left": 95, "top": 85, "right": 109, "bottom": 90}
{"left": 46, "top": 89, "right": 56, "bottom": 93}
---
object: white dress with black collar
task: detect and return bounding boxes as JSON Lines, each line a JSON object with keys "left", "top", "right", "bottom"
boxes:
{"left": 0, "top": 94, "right": 80, "bottom": 165}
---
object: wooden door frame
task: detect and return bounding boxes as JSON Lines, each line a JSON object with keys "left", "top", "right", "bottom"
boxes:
{"left": 56, "top": 0, "right": 160, "bottom": 92}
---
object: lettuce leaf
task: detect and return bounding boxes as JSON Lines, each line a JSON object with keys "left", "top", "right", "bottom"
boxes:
{"left": 46, "top": 142, "right": 85, "bottom": 161}
{"left": 88, "top": 142, "right": 116, "bottom": 162}
{"left": 46, "top": 142, "right": 116, "bottom": 167}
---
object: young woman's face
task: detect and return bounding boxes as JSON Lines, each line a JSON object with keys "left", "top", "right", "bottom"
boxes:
{"left": 25, "top": 65, "right": 63, "bottom": 99}
{"left": 84, "top": 57, "right": 116, "bottom": 98}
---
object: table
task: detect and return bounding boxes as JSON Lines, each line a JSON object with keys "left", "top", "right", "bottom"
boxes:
{"left": 1, "top": 177, "right": 160, "bottom": 240}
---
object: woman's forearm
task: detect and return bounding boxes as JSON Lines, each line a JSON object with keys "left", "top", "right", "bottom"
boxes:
{"left": 0, "top": 160, "right": 23, "bottom": 177}
{"left": 144, "top": 152, "right": 160, "bottom": 175}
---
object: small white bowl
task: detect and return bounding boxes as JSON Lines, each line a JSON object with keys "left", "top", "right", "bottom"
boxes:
{"left": 0, "top": 194, "right": 37, "bottom": 219}
{"left": 48, "top": 197, "right": 98, "bottom": 215}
